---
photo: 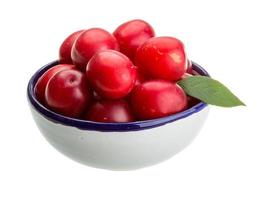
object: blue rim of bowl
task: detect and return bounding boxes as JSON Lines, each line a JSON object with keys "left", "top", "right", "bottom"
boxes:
{"left": 27, "top": 60, "right": 210, "bottom": 132}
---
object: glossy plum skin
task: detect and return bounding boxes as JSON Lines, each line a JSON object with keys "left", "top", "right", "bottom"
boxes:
{"left": 130, "top": 80, "right": 187, "bottom": 120}
{"left": 134, "top": 66, "right": 146, "bottom": 86}
{"left": 45, "top": 69, "right": 91, "bottom": 118}
{"left": 186, "top": 59, "right": 193, "bottom": 74}
{"left": 71, "top": 28, "right": 119, "bottom": 70}
{"left": 135, "top": 37, "right": 187, "bottom": 81}
{"left": 59, "top": 30, "right": 84, "bottom": 64}
{"left": 34, "top": 64, "right": 75, "bottom": 104}
{"left": 84, "top": 100, "right": 134, "bottom": 122}
{"left": 113, "top": 19, "right": 155, "bottom": 61}
{"left": 86, "top": 50, "right": 136, "bottom": 99}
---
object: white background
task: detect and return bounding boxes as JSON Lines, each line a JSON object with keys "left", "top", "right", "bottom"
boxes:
{"left": 0, "top": 0, "right": 257, "bottom": 199}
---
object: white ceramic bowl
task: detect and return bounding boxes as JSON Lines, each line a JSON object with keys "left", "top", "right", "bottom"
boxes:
{"left": 27, "top": 61, "right": 210, "bottom": 170}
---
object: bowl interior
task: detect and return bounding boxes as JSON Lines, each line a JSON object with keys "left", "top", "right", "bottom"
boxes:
{"left": 27, "top": 61, "right": 209, "bottom": 132}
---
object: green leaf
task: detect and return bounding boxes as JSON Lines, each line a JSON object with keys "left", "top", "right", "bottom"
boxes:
{"left": 178, "top": 76, "right": 245, "bottom": 107}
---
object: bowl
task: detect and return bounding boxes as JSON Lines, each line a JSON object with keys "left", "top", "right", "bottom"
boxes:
{"left": 27, "top": 61, "right": 210, "bottom": 170}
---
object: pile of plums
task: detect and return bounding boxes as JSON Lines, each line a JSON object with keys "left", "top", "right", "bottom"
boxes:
{"left": 35, "top": 19, "right": 198, "bottom": 122}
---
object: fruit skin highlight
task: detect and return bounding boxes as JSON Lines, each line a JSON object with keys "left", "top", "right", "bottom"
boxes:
{"left": 45, "top": 69, "right": 91, "bottom": 118}
{"left": 84, "top": 100, "right": 134, "bottom": 122}
{"left": 86, "top": 50, "right": 136, "bottom": 100}
{"left": 135, "top": 36, "right": 187, "bottom": 81}
{"left": 71, "top": 28, "right": 119, "bottom": 70}
{"left": 113, "top": 19, "right": 155, "bottom": 61}
{"left": 130, "top": 80, "right": 187, "bottom": 120}
{"left": 34, "top": 64, "right": 76, "bottom": 104}
{"left": 59, "top": 30, "right": 84, "bottom": 64}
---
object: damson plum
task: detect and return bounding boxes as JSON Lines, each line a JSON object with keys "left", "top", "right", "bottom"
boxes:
{"left": 84, "top": 100, "right": 134, "bottom": 122}
{"left": 45, "top": 69, "right": 91, "bottom": 118}
{"left": 59, "top": 30, "right": 84, "bottom": 64}
{"left": 130, "top": 80, "right": 187, "bottom": 120}
{"left": 135, "top": 37, "right": 187, "bottom": 81}
{"left": 71, "top": 28, "right": 119, "bottom": 70}
{"left": 86, "top": 50, "right": 136, "bottom": 99}
{"left": 113, "top": 19, "right": 155, "bottom": 61}
{"left": 34, "top": 64, "right": 75, "bottom": 103}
